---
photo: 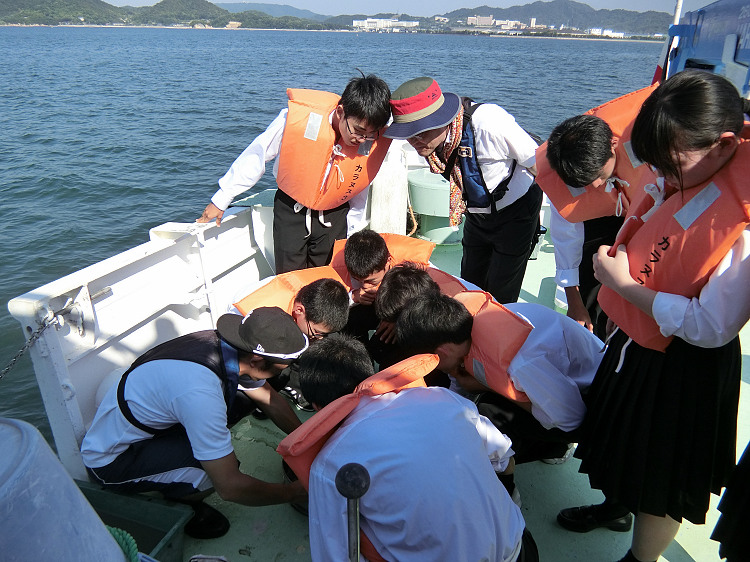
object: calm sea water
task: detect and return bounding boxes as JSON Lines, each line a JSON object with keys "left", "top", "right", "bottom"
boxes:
{"left": 0, "top": 26, "right": 661, "bottom": 441}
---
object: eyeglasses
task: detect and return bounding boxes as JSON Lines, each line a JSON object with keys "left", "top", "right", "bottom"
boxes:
{"left": 306, "top": 318, "right": 329, "bottom": 341}
{"left": 344, "top": 116, "right": 379, "bottom": 142}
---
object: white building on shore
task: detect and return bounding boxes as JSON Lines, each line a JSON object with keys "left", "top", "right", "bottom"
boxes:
{"left": 352, "top": 18, "right": 419, "bottom": 31}
{"left": 589, "top": 27, "right": 626, "bottom": 38}
{"left": 467, "top": 15, "right": 495, "bottom": 26}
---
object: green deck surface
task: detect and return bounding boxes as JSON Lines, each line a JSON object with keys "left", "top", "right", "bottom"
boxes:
{"left": 182, "top": 228, "right": 750, "bottom": 562}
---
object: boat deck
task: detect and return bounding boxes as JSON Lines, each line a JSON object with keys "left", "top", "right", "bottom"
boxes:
{"left": 181, "top": 209, "right": 750, "bottom": 562}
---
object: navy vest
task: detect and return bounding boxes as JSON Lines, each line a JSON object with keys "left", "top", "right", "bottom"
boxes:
{"left": 444, "top": 98, "right": 539, "bottom": 212}
{"left": 116, "top": 330, "right": 240, "bottom": 435}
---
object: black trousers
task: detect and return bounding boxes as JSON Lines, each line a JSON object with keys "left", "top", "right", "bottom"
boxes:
{"left": 273, "top": 189, "right": 349, "bottom": 274}
{"left": 579, "top": 215, "right": 624, "bottom": 340}
{"left": 461, "top": 184, "right": 543, "bottom": 304}
{"left": 476, "top": 391, "right": 577, "bottom": 464}
{"left": 518, "top": 528, "right": 539, "bottom": 562}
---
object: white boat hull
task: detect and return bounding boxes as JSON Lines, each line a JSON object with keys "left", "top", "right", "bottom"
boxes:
{"left": 8, "top": 206, "right": 276, "bottom": 479}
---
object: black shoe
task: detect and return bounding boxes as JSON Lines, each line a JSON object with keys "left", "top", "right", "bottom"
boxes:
{"left": 293, "top": 392, "right": 314, "bottom": 412}
{"left": 557, "top": 503, "right": 632, "bottom": 533}
{"left": 184, "top": 501, "right": 230, "bottom": 539}
{"left": 279, "top": 386, "right": 315, "bottom": 412}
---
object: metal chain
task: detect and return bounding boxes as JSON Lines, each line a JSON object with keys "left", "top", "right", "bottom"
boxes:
{"left": 0, "top": 314, "right": 57, "bottom": 381}
{"left": 0, "top": 288, "right": 111, "bottom": 383}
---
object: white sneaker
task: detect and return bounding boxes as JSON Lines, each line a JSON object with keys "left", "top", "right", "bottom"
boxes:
{"left": 541, "top": 443, "right": 577, "bottom": 465}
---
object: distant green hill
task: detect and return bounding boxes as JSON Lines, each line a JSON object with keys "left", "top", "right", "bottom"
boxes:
{"left": 326, "top": 0, "right": 672, "bottom": 35}
{"left": 0, "top": 0, "right": 126, "bottom": 25}
{"left": 215, "top": 2, "right": 329, "bottom": 21}
{"left": 445, "top": 0, "right": 672, "bottom": 35}
{"left": 0, "top": 0, "right": 673, "bottom": 34}
{"left": 129, "top": 0, "right": 225, "bottom": 24}
{"left": 213, "top": 9, "right": 336, "bottom": 29}
{"left": 0, "top": 0, "right": 336, "bottom": 27}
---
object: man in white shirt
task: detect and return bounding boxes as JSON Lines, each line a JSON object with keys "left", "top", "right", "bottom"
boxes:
{"left": 297, "top": 334, "right": 538, "bottom": 562}
{"left": 81, "top": 307, "right": 308, "bottom": 539}
{"left": 385, "top": 77, "right": 542, "bottom": 304}
{"left": 397, "top": 292, "right": 604, "bottom": 464}
{"left": 197, "top": 74, "right": 392, "bottom": 274}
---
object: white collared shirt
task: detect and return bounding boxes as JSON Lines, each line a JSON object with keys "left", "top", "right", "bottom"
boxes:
{"left": 462, "top": 102, "right": 538, "bottom": 213}
{"left": 652, "top": 227, "right": 750, "bottom": 347}
{"left": 309, "top": 387, "right": 524, "bottom": 562}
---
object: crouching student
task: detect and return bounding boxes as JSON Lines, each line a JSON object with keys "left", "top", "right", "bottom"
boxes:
{"left": 397, "top": 292, "right": 604, "bottom": 464}
{"left": 330, "top": 228, "right": 434, "bottom": 347}
{"left": 233, "top": 266, "right": 350, "bottom": 340}
{"left": 232, "top": 267, "right": 350, "bottom": 409}
{"left": 279, "top": 334, "right": 538, "bottom": 562}
{"left": 369, "top": 262, "right": 442, "bottom": 369}
{"left": 370, "top": 261, "right": 470, "bottom": 378}
{"left": 81, "top": 307, "right": 308, "bottom": 539}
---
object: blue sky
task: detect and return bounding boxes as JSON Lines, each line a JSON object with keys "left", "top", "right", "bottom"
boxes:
{"left": 108, "top": 0, "right": 708, "bottom": 17}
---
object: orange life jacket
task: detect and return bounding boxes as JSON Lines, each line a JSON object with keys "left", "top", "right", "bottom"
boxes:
{"left": 233, "top": 266, "right": 345, "bottom": 316}
{"left": 276, "top": 354, "right": 438, "bottom": 562}
{"left": 427, "top": 267, "right": 468, "bottom": 297}
{"left": 535, "top": 84, "right": 658, "bottom": 223}
{"left": 454, "top": 291, "right": 533, "bottom": 402}
{"left": 275, "top": 89, "right": 392, "bottom": 211}
{"left": 598, "top": 141, "right": 750, "bottom": 351}
{"left": 329, "top": 233, "right": 436, "bottom": 288}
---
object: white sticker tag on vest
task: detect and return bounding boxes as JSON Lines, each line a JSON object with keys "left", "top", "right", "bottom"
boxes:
{"left": 621, "top": 140, "right": 644, "bottom": 169}
{"left": 472, "top": 358, "right": 489, "bottom": 388}
{"left": 566, "top": 184, "right": 587, "bottom": 198}
{"left": 304, "top": 112, "right": 323, "bottom": 141}
{"left": 674, "top": 182, "right": 721, "bottom": 231}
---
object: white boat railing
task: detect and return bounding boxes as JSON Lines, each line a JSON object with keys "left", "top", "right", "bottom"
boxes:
{"left": 8, "top": 207, "right": 274, "bottom": 479}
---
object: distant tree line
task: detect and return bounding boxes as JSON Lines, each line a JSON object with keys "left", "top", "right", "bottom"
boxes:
{"left": 0, "top": 0, "right": 339, "bottom": 28}
{"left": 0, "top": 0, "right": 673, "bottom": 35}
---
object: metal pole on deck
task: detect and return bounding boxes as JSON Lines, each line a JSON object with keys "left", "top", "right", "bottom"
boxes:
{"left": 335, "top": 463, "right": 370, "bottom": 562}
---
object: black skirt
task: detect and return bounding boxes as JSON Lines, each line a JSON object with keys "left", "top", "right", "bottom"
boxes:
{"left": 711, "top": 441, "right": 750, "bottom": 561}
{"left": 575, "top": 329, "right": 741, "bottom": 524}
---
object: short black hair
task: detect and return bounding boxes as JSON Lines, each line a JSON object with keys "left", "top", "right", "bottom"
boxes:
{"left": 632, "top": 70, "right": 744, "bottom": 188}
{"left": 344, "top": 229, "right": 390, "bottom": 279}
{"left": 298, "top": 333, "right": 374, "bottom": 408}
{"left": 396, "top": 293, "right": 473, "bottom": 354}
{"left": 339, "top": 73, "right": 391, "bottom": 130}
{"left": 546, "top": 115, "right": 614, "bottom": 188}
{"left": 374, "top": 262, "right": 441, "bottom": 322}
{"left": 295, "top": 278, "right": 349, "bottom": 333}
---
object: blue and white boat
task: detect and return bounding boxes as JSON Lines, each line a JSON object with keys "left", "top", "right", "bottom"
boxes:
{"left": 4, "top": 1, "right": 750, "bottom": 560}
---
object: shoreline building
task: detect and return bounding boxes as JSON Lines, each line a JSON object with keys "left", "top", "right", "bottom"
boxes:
{"left": 352, "top": 18, "right": 419, "bottom": 31}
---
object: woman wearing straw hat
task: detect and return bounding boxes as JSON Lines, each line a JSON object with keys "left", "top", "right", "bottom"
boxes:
{"left": 385, "top": 77, "right": 542, "bottom": 304}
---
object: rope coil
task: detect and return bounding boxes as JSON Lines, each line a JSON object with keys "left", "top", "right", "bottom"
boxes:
{"left": 106, "top": 525, "right": 139, "bottom": 562}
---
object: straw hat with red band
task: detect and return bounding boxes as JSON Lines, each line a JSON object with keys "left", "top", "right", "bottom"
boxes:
{"left": 384, "top": 77, "right": 461, "bottom": 140}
